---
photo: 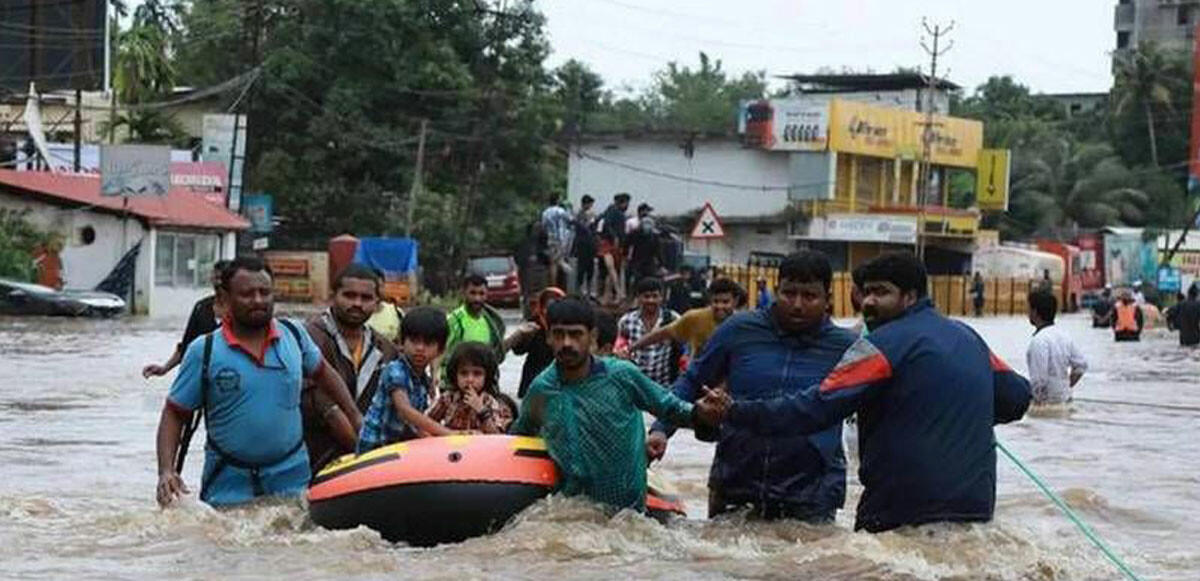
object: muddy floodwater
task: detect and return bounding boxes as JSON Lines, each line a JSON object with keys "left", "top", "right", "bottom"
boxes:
{"left": 1, "top": 311, "right": 1197, "bottom": 580}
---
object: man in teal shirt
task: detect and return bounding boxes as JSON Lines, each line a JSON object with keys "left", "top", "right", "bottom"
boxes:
{"left": 443, "top": 274, "right": 506, "bottom": 383}
{"left": 511, "top": 298, "right": 724, "bottom": 511}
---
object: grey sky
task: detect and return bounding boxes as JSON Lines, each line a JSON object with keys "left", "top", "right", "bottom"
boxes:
{"left": 538, "top": 0, "right": 1114, "bottom": 96}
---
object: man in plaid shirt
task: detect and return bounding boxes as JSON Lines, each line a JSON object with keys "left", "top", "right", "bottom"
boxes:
{"left": 617, "top": 277, "right": 680, "bottom": 386}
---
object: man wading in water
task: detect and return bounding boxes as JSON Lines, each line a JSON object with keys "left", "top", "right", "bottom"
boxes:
{"left": 647, "top": 251, "right": 856, "bottom": 522}
{"left": 510, "top": 298, "right": 726, "bottom": 512}
{"left": 142, "top": 260, "right": 230, "bottom": 379}
{"left": 302, "top": 264, "right": 398, "bottom": 474}
{"left": 706, "top": 253, "right": 1031, "bottom": 532}
{"left": 154, "top": 256, "right": 361, "bottom": 507}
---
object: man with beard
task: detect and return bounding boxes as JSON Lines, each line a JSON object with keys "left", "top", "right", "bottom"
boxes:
{"left": 510, "top": 298, "right": 726, "bottom": 511}
{"left": 647, "top": 251, "right": 856, "bottom": 522}
{"left": 302, "top": 264, "right": 399, "bottom": 473}
{"left": 708, "top": 252, "right": 1032, "bottom": 532}
{"left": 154, "top": 256, "right": 361, "bottom": 507}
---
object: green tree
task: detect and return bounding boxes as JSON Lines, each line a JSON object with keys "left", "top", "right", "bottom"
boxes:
{"left": 0, "top": 209, "right": 61, "bottom": 282}
{"left": 552, "top": 59, "right": 604, "bottom": 145}
{"left": 1112, "top": 42, "right": 1187, "bottom": 168}
{"left": 647, "top": 52, "right": 766, "bottom": 133}
{"left": 1007, "top": 137, "right": 1148, "bottom": 238}
{"left": 179, "top": 0, "right": 561, "bottom": 287}
{"left": 108, "top": 5, "right": 187, "bottom": 144}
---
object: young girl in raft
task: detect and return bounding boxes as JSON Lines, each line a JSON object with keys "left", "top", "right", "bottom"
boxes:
{"left": 428, "top": 342, "right": 515, "bottom": 433}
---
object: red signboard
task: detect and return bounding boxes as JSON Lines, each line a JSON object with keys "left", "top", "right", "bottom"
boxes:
{"left": 169, "top": 161, "right": 227, "bottom": 206}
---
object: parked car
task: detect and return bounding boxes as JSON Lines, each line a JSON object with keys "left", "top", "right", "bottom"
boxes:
{"left": 466, "top": 254, "right": 521, "bottom": 307}
{"left": 0, "top": 279, "right": 126, "bottom": 317}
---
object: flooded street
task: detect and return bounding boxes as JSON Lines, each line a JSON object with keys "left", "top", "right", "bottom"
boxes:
{"left": 1, "top": 311, "right": 1198, "bottom": 580}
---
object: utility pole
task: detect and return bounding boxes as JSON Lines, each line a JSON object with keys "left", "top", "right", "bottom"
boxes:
{"left": 917, "top": 18, "right": 954, "bottom": 260}
{"left": 407, "top": 119, "right": 428, "bottom": 238}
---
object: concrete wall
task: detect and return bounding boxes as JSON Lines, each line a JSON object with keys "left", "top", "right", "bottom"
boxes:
{"left": 682, "top": 223, "right": 795, "bottom": 265}
{"left": 569, "top": 138, "right": 791, "bottom": 220}
{"left": 1117, "top": 0, "right": 1198, "bottom": 53}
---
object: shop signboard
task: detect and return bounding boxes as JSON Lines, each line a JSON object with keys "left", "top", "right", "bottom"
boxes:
{"left": 169, "top": 161, "right": 227, "bottom": 205}
{"left": 827, "top": 99, "right": 982, "bottom": 168}
{"left": 823, "top": 213, "right": 918, "bottom": 244}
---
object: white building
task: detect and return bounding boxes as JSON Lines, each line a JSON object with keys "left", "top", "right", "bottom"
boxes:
{"left": 0, "top": 168, "right": 248, "bottom": 317}
{"left": 568, "top": 134, "right": 795, "bottom": 264}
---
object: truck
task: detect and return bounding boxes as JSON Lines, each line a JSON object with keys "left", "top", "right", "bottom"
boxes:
{"left": 1036, "top": 240, "right": 1083, "bottom": 312}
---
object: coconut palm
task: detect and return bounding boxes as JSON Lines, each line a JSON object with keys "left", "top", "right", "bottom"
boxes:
{"left": 1010, "top": 136, "right": 1148, "bottom": 237}
{"left": 1112, "top": 41, "right": 1183, "bottom": 168}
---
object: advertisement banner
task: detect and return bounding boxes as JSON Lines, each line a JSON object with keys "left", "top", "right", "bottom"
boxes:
{"left": 242, "top": 193, "right": 273, "bottom": 234}
{"left": 769, "top": 100, "right": 828, "bottom": 151}
{"left": 202, "top": 114, "right": 247, "bottom": 211}
{"left": 169, "top": 161, "right": 227, "bottom": 205}
{"left": 827, "top": 99, "right": 982, "bottom": 168}
{"left": 975, "top": 149, "right": 1011, "bottom": 211}
{"left": 100, "top": 145, "right": 170, "bottom": 196}
{"left": 822, "top": 213, "right": 918, "bottom": 244}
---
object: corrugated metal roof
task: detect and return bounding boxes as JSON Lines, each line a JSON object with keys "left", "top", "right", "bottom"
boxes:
{"left": 0, "top": 169, "right": 250, "bottom": 231}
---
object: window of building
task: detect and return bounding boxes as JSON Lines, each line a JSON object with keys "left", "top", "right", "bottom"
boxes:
{"left": 1117, "top": 31, "right": 1130, "bottom": 50}
{"left": 77, "top": 225, "right": 96, "bottom": 246}
{"left": 1179, "top": 5, "right": 1192, "bottom": 26}
{"left": 155, "top": 231, "right": 222, "bottom": 287}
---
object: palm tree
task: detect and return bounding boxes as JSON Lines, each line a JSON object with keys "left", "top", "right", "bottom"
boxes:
{"left": 1112, "top": 41, "right": 1182, "bottom": 168}
{"left": 1010, "top": 136, "right": 1148, "bottom": 237}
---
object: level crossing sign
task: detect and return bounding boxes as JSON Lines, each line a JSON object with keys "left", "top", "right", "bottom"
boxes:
{"left": 690, "top": 202, "right": 726, "bottom": 239}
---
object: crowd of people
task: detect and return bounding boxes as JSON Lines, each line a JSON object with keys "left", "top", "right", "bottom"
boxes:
{"left": 522, "top": 192, "right": 691, "bottom": 308}
{"left": 149, "top": 246, "right": 1046, "bottom": 540}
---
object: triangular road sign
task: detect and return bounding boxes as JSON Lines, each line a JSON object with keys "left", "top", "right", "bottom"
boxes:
{"left": 690, "top": 202, "right": 725, "bottom": 239}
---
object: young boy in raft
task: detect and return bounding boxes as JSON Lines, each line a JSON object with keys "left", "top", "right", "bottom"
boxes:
{"left": 428, "top": 342, "right": 514, "bottom": 433}
{"left": 510, "top": 298, "right": 726, "bottom": 511}
{"left": 357, "top": 307, "right": 453, "bottom": 453}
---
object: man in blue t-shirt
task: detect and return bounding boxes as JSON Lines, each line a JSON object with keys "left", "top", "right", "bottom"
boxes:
{"left": 155, "top": 256, "right": 362, "bottom": 507}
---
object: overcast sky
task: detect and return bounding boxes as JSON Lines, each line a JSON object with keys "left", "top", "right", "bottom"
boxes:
{"left": 536, "top": 0, "right": 1114, "bottom": 96}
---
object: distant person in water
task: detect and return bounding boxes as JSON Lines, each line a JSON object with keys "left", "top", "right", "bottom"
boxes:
{"left": 1026, "top": 289, "right": 1087, "bottom": 406}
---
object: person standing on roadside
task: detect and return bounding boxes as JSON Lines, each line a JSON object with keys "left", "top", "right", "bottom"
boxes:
{"left": 142, "top": 260, "right": 230, "bottom": 378}
{"left": 707, "top": 252, "right": 1031, "bottom": 533}
{"left": 597, "top": 193, "right": 631, "bottom": 304}
{"left": 1026, "top": 289, "right": 1088, "bottom": 406}
{"left": 302, "top": 264, "right": 398, "bottom": 473}
{"left": 542, "top": 195, "right": 575, "bottom": 290}
{"left": 971, "top": 272, "right": 986, "bottom": 317}
{"left": 574, "top": 195, "right": 599, "bottom": 297}
{"left": 647, "top": 251, "right": 856, "bottom": 522}
{"left": 154, "top": 256, "right": 361, "bottom": 508}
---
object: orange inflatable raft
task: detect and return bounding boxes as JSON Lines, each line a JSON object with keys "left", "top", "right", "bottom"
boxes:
{"left": 308, "top": 434, "right": 685, "bottom": 546}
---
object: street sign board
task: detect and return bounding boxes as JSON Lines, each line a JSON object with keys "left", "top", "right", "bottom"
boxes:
{"left": 690, "top": 202, "right": 725, "bottom": 239}
{"left": 976, "top": 149, "right": 1011, "bottom": 211}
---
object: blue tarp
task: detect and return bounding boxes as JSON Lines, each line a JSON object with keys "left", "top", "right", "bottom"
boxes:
{"left": 354, "top": 237, "right": 419, "bottom": 276}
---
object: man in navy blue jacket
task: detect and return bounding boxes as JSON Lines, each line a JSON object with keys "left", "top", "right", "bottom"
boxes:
{"left": 648, "top": 250, "right": 856, "bottom": 522}
{"left": 718, "top": 252, "right": 1031, "bottom": 532}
